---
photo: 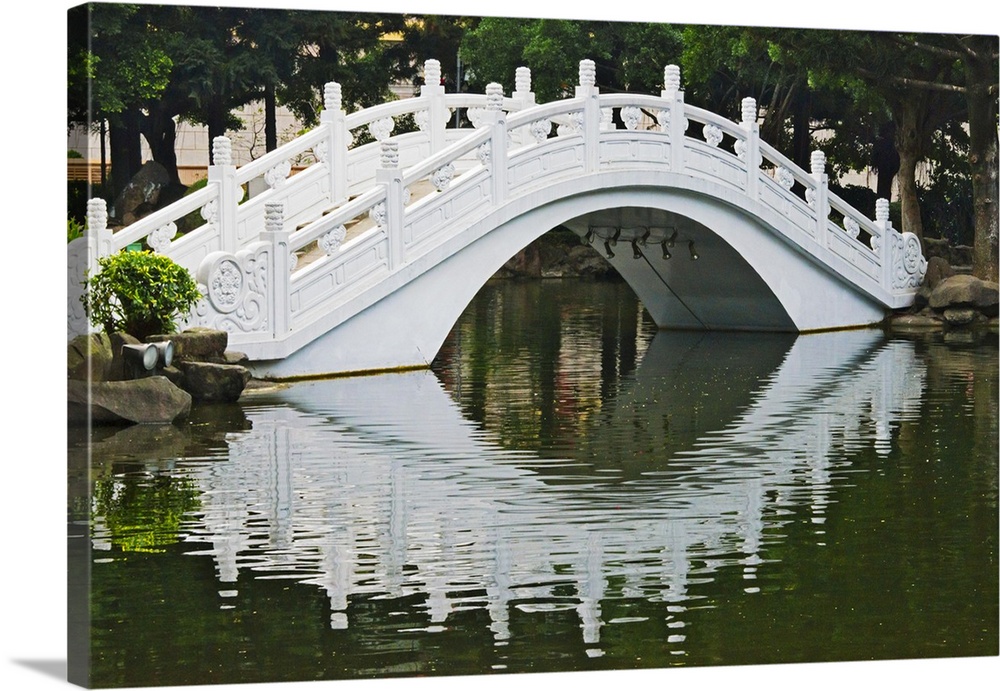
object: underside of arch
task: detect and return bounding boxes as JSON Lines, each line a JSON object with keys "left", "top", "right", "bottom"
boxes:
{"left": 561, "top": 206, "right": 796, "bottom": 331}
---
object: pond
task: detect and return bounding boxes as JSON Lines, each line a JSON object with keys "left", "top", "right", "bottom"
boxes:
{"left": 68, "top": 278, "right": 998, "bottom": 688}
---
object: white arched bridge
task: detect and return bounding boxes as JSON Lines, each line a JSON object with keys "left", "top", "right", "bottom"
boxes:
{"left": 69, "top": 59, "right": 928, "bottom": 379}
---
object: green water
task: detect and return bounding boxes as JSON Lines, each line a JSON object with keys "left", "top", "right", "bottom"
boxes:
{"left": 69, "top": 279, "right": 998, "bottom": 687}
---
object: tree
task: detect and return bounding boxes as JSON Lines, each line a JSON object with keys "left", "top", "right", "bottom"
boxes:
{"left": 397, "top": 14, "right": 476, "bottom": 92}
{"left": 68, "top": 3, "right": 174, "bottom": 197}
{"left": 906, "top": 34, "right": 998, "bottom": 279}
{"left": 460, "top": 17, "right": 682, "bottom": 101}
{"left": 681, "top": 25, "right": 821, "bottom": 169}
{"left": 769, "top": 30, "right": 997, "bottom": 279}
{"left": 278, "top": 12, "right": 410, "bottom": 128}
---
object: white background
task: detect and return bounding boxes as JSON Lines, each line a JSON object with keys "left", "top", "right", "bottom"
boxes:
{"left": 3, "top": 1, "right": 997, "bottom": 690}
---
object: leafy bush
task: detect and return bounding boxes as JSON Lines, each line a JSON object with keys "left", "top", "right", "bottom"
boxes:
{"left": 82, "top": 250, "right": 202, "bottom": 340}
{"left": 68, "top": 217, "right": 85, "bottom": 243}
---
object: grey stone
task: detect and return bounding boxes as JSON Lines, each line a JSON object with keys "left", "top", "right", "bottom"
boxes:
{"left": 68, "top": 376, "right": 192, "bottom": 425}
{"left": 67, "top": 332, "right": 114, "bottom": 381}
{"left": 174, "top": 361, "right": 251, "bottom": 402}
{"left": 890, "top": 313, "right": 943, "bottom": 330}
{"left": 112, "top": 161, "right": 172, "bottom": 225}
{"left": 923, "top": 256, "right": 954, "bottom": 290}
{"left": 942, "top": 308, "right": 983, "bottom": 326}
{"left": 223, "top": 351, "right": 250, "bottom": 366}
{"left": 148, "top": 327, "right": 229, "bottom": 361}
{"left": 929, "top": 275, "right": 1000, "bottom": 314}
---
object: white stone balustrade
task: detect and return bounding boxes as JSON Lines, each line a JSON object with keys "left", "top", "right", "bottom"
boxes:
{"left": 70, "top": 57, "right": 926, "bottom": 377}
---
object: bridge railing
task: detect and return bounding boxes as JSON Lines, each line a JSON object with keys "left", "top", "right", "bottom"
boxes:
{"left": 186, "top": 60, "right": 926, "bottom": 350}
{"left": 71, "top": 59, "right": 926, "bottom": 345}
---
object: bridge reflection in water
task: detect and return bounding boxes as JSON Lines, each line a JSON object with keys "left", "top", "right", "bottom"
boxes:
{"left": 137, "top": 328, "right": 924, "bottom": 656}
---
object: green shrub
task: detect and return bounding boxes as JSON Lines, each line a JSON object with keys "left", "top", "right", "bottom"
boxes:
{"left": 82, "top": 250, "right": 202, "bottom": 341}
{"left": 68, "top": 217, "right": 84, "bottom": 243}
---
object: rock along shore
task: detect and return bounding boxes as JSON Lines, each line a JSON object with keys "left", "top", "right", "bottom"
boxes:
{"left": 67, "top": 327, "right": 252, "bottom": 426}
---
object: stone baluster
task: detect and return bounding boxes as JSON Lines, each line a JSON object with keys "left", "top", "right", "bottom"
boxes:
{"left": 380, "top": 140, "right": 400, "bottom": 170}
{"left": 484, "top": 82, "right": 508, "bottom": 205}
{"left": 85, "top": 197, "right": 112, "bottom": 265}
{"left": 262, "top": 202, "right": 291, "bottom": 338}
{"left": 810, "top": 150, "right": 830, "bottom": 243}
{"left": 320, "top": 81, "right": 349, "bottom": 205}
{"left": 209, "top": 136, "right": 239, "bottom": 253}
{"left": 511, "top": 67, "right": 535, "bottom": 147}
{"left": 740, "top": 96, "right": 761, "bottom": 200}
{"left": 377, "top": 141, "right": 405, "bottom": 271}
{"left": 423, "top": 59, "right": 447, "bottom": 154}
{"left": 874, "top": 198, "right": 893, "bottom": 288}
{"left": 661, "top": 65, "right": 686, "bottom": 172}
{"left": 513, "top": 67, "right": 534, "bottom": 108}
{"left": 80, "top": 198, "right": 114, "bottom": 329}
{"left": 575, "top": 59, "right": 600, "bottom": 173}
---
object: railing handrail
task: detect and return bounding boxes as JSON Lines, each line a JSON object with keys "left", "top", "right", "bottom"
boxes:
{"left": 235, "top": 126, "right": 330, "bottom": 185}
{"left": 111, "top": 185, "right": 215, "bottom": 251}
{"left": 401, "top": 126, "right": 493, "bottom": 188}
{"left": 506, "top": 97, "right": 587, "bottom": 131}
{"left": 288, "top": 185, "right": 386, "bottom": 254}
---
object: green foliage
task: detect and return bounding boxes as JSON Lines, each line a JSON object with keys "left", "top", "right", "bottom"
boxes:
{"left": 68, "top": 217, "right": 85, "bottom": 243}
{"left": 92, "top": 472, "right": 201, "bottom": 553}
{"left": 460, "top": 17, "right": 682, "bottom": 102}
{"left": 82, "top": 251, "right": 202, "bottom": 341}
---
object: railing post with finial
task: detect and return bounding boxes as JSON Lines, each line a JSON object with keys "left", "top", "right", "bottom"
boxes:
{"left": 661, "top": 65, "right": 686, "bottom": 173}
{"left": 740, "top": 97, "right": 761, "bottom": 201}
{"left": 485, "top": 82, "right": 508, "bottom": 205}
{"left": 262, "top": 201, "right": 290, "bottom": 338}
{"left": 68, "top": 198, "right": 113, "bottom": 337}
{"left": 320, "top": 81, "right": 348, "bottom": 205}
{"left": 810, "top": 150, "right": 829, "bottom": 244}
{"left": 575, "top": 59, "right": 600, "bottom": 173}
{"left": 376, "top": 141, "right": 405, "bottom": 271}
{"left": 209, "top": 136, "right": 239, "bottom": 253}
{"left": 511, "top": 66, "right": 535, "bottom": 148}
{"left": 85, "top": 197, "right": 112, "bottom": 269}
{"left": 875, "top": 198, "right": 892, "bottom": 290}
{"left": 423, "top": 59, "right": 447, "bottom": 155}
{"left": 513, "top": 67, "right": 535, "bottom": 110}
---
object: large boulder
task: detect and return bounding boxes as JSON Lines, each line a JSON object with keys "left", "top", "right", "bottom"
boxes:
{"left": 929, "top": 275, "right": 999, "bottom": 316}
{"left": 172, "top": 361, "right": 252, "bottom": 402}
{"left": 923, "top": 256, "right": 955, "bottom": 290}
{"left": 68, "top": 376, "right": 192, "bottom": 425}
{"left": 112, "top": 161, "right": 173, "bottom": 225}
{"left": 67, "top": 332, "right": 114, "bottom": 381}
{"left": 68, "top": 332, "right": 146, "bottom": 381}
{"left": 148, "top": 327, "right": 229, "bottom": 361}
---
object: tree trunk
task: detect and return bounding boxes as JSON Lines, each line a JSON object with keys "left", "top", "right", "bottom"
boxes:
{"left": 893, "top": 100, "right": 925, "bottom": 242}
{"left": 872, "top": 122, "right": 899, "bottom": 202}
{"left": 790, "top": 87, "right": 812, "bottom": 170}
{"left": 140, "top": 109, "right": 182, "bottom": 188}
{"left": 965, "top": 37, "right": 999, "bottom": 281}
{"left": 108, "top": 109, "right": 143, "bottom": 201}
{"left": 264, "top": 83, "right": 278, "bottom": 152}
{"left": 207, "top": 104, "right": 228, "bottom": 165}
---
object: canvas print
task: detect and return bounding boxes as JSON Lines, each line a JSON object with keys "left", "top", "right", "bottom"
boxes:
{"left": 65, "top": 1, "right": 997, "bottom": 688}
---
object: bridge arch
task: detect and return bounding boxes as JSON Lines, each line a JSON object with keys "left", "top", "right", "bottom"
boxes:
{"left": 253, "top": 171, "right": 885, "bottom": 379}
